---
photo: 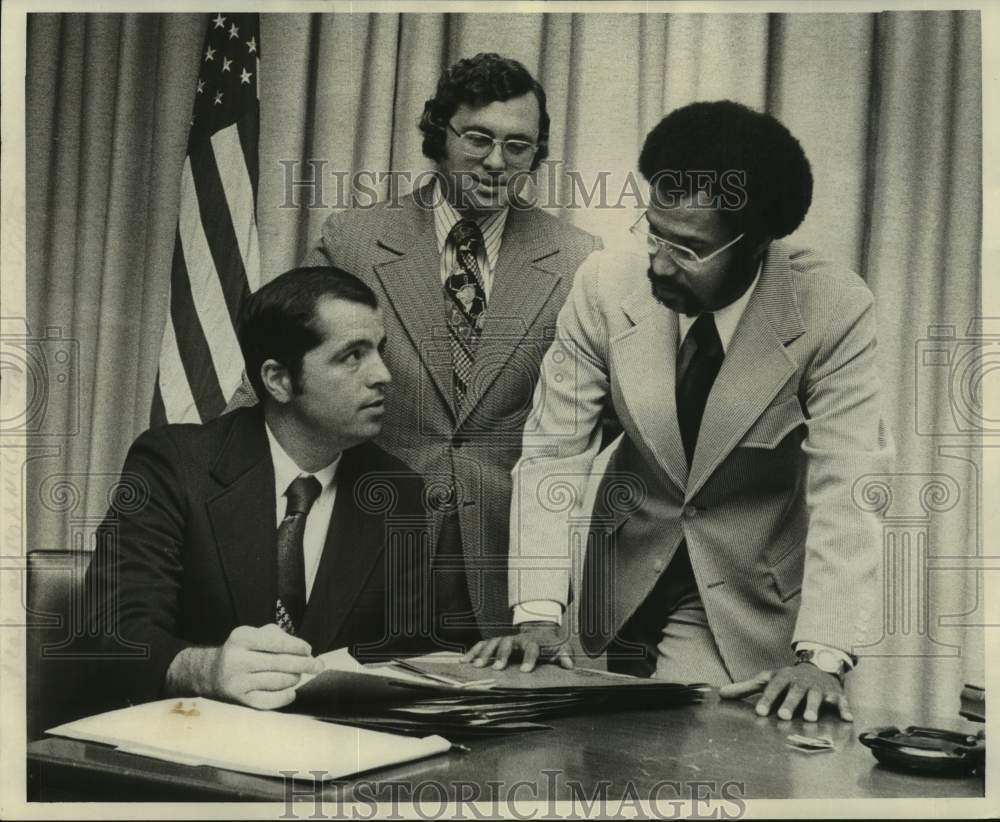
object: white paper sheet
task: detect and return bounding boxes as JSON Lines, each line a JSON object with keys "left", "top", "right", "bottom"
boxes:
{"left": 46, "top": 697, "right": 451, "bottom": 780}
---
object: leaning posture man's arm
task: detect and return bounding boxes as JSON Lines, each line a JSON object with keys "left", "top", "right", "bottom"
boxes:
{"left": 722, "top": 276, "right": 895, "bottom": 720}
{"left": 465, "top": 251, "right": 614, "bottom": 670}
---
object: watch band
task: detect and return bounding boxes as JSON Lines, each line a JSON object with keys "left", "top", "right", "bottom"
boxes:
{"left": 795, "top": 648, "right": 847, "bottom": 682}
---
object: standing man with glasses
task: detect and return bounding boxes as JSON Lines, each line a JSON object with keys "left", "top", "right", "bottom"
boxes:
{"left": 468, "top": 100, "right": 894, "bottom": 724}
{"left": 244, "top": 53, "right": 601, "bottom": 651}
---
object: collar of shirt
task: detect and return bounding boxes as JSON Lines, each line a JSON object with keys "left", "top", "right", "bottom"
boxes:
{"left": 432, "top": 180, "right": 508, "bottom": 295}
{"left": 264, "top": 422, "right": 341, "bottom": 517}
{"left": 677, "top": 260, "right": 763, "bottom": 354}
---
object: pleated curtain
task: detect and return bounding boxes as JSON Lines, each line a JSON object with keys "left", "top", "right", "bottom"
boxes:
{"left": 24, "top": 10, "right": 983, "bottom": 717}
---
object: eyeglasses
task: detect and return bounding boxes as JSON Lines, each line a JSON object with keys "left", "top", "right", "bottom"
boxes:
{"left": 629, "top": 213, "right": 743, "bottom": 273}
{"left": 446, "top": 122, "right": 538, "bottom": 165}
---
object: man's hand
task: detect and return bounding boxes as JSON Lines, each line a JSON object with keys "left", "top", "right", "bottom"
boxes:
{"left": 461, "top": 621, "right": 574, "bottom": 672}
{"left": 718, "top": 663, "right": 853, "bottom": 722}
{"left": 166, "top": 624, "right": 323, "bottom": 710}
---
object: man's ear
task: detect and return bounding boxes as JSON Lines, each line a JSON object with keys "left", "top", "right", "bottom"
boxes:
{"left": 260, "top": 359, "right": 293, "bottom": 404}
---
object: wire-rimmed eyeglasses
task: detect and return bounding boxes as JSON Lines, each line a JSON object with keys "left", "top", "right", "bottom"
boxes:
{"left": 446, "top": 122, "right": 538, "bottom": 165}
{"left": 629, "top": 212, "right": 743, "bottom": 273}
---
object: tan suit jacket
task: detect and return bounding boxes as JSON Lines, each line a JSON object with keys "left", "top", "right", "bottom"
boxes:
{"left": 509, "top": 240, "right": 894, "bottom": 680}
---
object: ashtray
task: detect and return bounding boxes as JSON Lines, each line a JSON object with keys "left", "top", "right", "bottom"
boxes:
{"left": 858, "top": 725, "right": 984, "bottom": 777}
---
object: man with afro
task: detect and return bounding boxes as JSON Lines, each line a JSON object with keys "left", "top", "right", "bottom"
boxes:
{"left": 468, "top": 100, "right": 894, "bottom": 725}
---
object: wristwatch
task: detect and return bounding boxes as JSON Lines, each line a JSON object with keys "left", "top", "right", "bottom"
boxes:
{"left": 795, "top": 647, "right": 848, "bottom": 682}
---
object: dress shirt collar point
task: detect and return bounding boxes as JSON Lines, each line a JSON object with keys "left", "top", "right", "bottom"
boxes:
{"left": 265, "top": 422, "right": 342, "bottom": 495}
{"left": 432, "top": 180, "right": 508, "bottom": 271}
{"left": 677, "top": 260, "right": 763, "bottom": 353}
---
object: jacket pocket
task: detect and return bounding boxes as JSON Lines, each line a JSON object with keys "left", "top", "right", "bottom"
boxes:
{"left": 768, "top": 544, "right": 804, "bottom": 602}
{"left": 740, "top": 396, "right": 806, "bottom": 449}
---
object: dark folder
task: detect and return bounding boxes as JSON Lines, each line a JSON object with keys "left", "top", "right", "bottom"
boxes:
{"left": 291, "top": 655, "right": 708, "bottom": 737}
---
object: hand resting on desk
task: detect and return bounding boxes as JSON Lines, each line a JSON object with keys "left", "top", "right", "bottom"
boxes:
{"left": 719, "top": 663, "right": 853, "bottom": 723}
{"left": 164, "top": 624, "right": 323, "bottom": 710}
{"left": 462, "top": 621, "right": 574, "bottom": 672}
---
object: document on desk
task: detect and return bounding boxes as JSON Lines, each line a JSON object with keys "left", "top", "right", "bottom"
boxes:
{"left": 290, "top": 650, "right": 708, "bottom": 736}
{"left": 396, "top": 652, "right": 710, "bottom": 695}
{"left": 45, "top": 697, "right": 451, "bottom": 779}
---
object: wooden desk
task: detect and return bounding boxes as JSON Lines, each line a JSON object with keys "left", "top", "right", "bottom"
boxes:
{"left": 27, "top": 694, "right": 984, "bottom": 802}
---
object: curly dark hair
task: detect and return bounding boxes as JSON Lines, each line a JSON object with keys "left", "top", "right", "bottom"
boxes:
{"left": 419, "top": 53, "right": 549, "bottom": 171}
{"left": 638, "top": 100, "right": 812, "bottom": 241}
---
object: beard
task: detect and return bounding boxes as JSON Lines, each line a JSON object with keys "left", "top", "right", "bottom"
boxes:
{"left": 646, "top": 269, "right": 701, "bottom": 316}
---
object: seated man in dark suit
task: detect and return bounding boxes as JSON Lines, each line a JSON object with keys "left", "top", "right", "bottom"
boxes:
{"left": 84, "top": 266, "right": 429, "bottom": 710}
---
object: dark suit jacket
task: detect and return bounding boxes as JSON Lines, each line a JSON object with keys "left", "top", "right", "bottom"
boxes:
{"left": 84, "top": 406, "right": 430, "bottom": 708}
{"left": 296, "top": 186, "right": 602, "bottom": 634}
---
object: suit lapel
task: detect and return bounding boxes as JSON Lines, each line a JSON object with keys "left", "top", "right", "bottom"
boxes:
{"left": 686, "top": 242, "right": 805, "bottom": 497}
{"left": 207, "top": 407, "right": 277, "bottom": 628}
{"left": 298, "top": 445, "right": 386, "bottom": 651}
{"left": 372, "top": 188, "right": 455, "bottom": 418}
{"left": 458, "top": 207, "right": 563, "bottom": 425}
{"left": 610, "top": 284, "right": 688, "bottom": 492}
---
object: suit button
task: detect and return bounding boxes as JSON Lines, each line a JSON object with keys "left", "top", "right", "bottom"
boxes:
{"left": 684, "top": 505, "right": 698, "bottom": 518}
{"left": 652, "top": 560, "right": 664, "bottom": 572}
{"left": 453, "top": 435, "right": 467, "bottom": 449}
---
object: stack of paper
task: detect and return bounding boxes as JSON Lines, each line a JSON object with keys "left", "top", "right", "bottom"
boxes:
{"left": 46, "top": 697, "right": 451, "bottom": 779}
{"left": 292, "top": 652, "right": 708, "bottom": 736}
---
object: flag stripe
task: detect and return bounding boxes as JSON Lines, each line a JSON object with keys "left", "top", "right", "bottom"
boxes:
{"left": 188, "top": 139, "right": 251, "bottom": 325}
{"left": 211, "top": 123, "right": 261, "bottom": 290}
{"left": 236, "top": 109, "right": 259, "bottom": 212}
{"left": 177, "top": 162, "right": 246, "bottom": 402}
{"left": 168, "top": 234, "right": 227, "bottom": 420}
{"left": 152, "top": 12, "right": 261, "bottom": 427}
{"left": 158, "top": 298, "right": 203, "bottom": 423}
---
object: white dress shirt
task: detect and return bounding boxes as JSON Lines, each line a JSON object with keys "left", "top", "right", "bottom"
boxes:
{"left": 265, "top": 424, "right": 341, "bottom": 600}
{"left": 676, "top": 263, "right": 761, "bottom": 353}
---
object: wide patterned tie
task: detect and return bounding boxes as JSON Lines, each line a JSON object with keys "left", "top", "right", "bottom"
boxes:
{"left": 675, "top": 313, "right": 724, "bottom": 466}
{"left": 275, "top": 475, "right": 322, "bottom": 635}
{"left": 444, "top": 220, "right": 488, "bottom": 409}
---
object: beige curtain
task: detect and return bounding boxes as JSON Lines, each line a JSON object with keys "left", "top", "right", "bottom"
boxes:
{"left": 25, "top": 11, "right": 983, "bottom": 717}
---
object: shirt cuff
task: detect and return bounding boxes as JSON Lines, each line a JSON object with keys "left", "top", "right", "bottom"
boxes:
{"left": 794, "top": 641, "right": 855, "bottom": 670}
{"left": 513, "top": 600, "right": 563, "bottom": 626}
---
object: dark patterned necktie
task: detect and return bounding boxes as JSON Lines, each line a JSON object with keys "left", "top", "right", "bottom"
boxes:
{"left": 275, "top": 475, "right": 322, "bottom": 635}
{"left": 444, "top": 220, "right": 487, "bottom": 408}
{"left": 676, "top": 313, "right": 724, "bottom": 466}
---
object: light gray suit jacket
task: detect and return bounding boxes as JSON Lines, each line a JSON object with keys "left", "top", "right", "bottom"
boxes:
{"left": 299, "top": 187, "right": 601, "bottom": 634}
{"left": 509, "top": 240, "right": 894, "bottom": 680}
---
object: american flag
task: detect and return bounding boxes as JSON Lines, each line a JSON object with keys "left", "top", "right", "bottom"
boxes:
{"left": 151, "top": 12, "right": 261, "bottom": 425}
